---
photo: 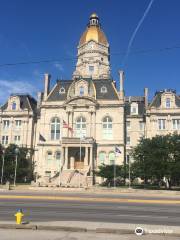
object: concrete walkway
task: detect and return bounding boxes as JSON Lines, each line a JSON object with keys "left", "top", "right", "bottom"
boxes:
{"left": 0, "top": 221, "right": 179, "bottom": 237}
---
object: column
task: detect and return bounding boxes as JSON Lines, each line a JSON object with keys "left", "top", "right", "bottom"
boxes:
{"left": 64, "top": 146, "right": 68, "bottom": 169}
{"left": 67, "top": 112, "right": 70, "bottom": 137}
{"left": 71, "top": 111, "right": 74, "bottom": 137}
{"left": 84, "top": 146, "right": 89, "bottom": 167}
{"left": 89, "top": 146, "right": 93, "bottom": 170}
{"left": 89, "top": 112, "right": 92, "bottom": 137}
{"left": 92, "top": 112, "right": 96, "bottom": 139}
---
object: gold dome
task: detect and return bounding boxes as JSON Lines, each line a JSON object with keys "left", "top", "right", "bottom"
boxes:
{"left": 79, "top": 14, "right": 108, "bottom": 46}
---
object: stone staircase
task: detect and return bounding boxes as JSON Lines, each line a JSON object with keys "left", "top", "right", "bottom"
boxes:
{"left": 45, "top": 167, "right": 91, "bottom": 187}
{"left": 36, "top": 165, "right": 92, "bottom": 187}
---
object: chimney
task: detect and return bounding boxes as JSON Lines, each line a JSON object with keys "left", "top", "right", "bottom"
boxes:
{"left": 119, "top": 70, "right": 124, "bottom": 100}
{"left": 44, "top": 73, "right": 51, "bottom": 100}
{"left": 37, "top": 92, "right": 43, "bottom": 108}
{"left": 144, "top": 87, "right": 148, "bottom": 108}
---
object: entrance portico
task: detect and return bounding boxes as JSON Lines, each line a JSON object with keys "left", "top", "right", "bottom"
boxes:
{"left": 61, "top": 137, "right": 94, "bottom": 171}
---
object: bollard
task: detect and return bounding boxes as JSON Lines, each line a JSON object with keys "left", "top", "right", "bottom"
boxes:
{"left": 6, "top": 181, "right": 10, "bottom": 190}
{"left": 15, "top": 209, "right": 24, "bottom": 224}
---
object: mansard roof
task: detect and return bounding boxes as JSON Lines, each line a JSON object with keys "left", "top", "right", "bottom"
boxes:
{"left": 93, "top": 79, "right": 119, "bottom": 100}
{"left": 150, "top": 90, "right": 180, "bottom": 108}
{"left": 47, "top": 80, "right": 73, "bottom": 101}
{"left": 47, "top": 78, "right": 119, "bottom": 102}
{"left": 125, "top": 96, "right": 145, "bottom": 116}
{"left": 1, "top": 94, "right": 37, "bottom": 112}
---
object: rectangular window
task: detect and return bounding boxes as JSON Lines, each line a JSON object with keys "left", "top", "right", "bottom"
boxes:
{"left": 126, "top": 136, "right": 130, "bottom": 145}
{"left": 15, "top": 120, "right": 21, "bottom": 127}
{"left": 45, "top": 171, "right": 51, "bottom": 178}
{"left": 172, "top": 119, "right": 180, "bottom": 130}
{"left": 14, "top": 136, "right": 20, "bottom": 144}
{"left": 139, "top": 121, "right": 144, "bottom": 131}
{"left": 130, "top": 105, "right": 138, "bottom": 115}
{"left": 3, "top": 120, "right": 10, "bottom": 129}
{"left": 89, "top": 66, "right": 94, "bottom": 74}
{"left": 2, "top": 136, "right": 8, "bottom": 145}
{"left": 103, "top": 129, "right": 113, "bottom": 140}
{"left": 158, "top": 119, "right": 166, "bottom": 130}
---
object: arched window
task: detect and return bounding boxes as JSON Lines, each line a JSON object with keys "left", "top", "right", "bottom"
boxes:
{"left": 166, "top": 98, "right": 171, "bottom": 108}
{"left": 55, "top": 151, "right": 61, "bottom": 161}
{"left": 59, "top": 87, "right": 65, "bottom": 94}
{"left": 55, "top": 151, "right": 61, "bottom": 168}
{"left": 98, "top": 152, "right": 106, "bottom": 165}
{"left": 76, "top": 116, "right": 86, "bottom": 138}
{"left": 12, "top": 102, "right": 16, "bottom": 110}
{"left": 51, "top": 117, "right": 60, "bottom": 140}
{"left": 101, "top": 86, "right": 107, "bottom": 93}
{"left": 102, "top": 116, "right": 113, "bottom": 140}
{"left": 109, "top": 152, "right": 115, "bottom": 165}
{"left": 79, "top": 86, "right": 84, "bottom": 96}
{"left": 46, "top": 151, "right": 53, "bottom": 164}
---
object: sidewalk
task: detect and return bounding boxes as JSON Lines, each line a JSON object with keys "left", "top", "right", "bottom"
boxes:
{"left": 1, "top": 185, "right": 180, "bottom": 198}
{"left": 0, "top": 221, "right": 179, "bottom": 236}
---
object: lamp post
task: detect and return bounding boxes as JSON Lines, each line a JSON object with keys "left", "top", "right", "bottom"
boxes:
{"left": 14, "top": 148, "right": 19, "bottom": 187}
{"left": 1, "top": 149, "right": 5, "bottom": 185}
{"left": 128, "top": 157, "right": 131, "bottom": 189}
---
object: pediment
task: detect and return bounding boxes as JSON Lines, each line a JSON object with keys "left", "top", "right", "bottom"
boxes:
{"left": 64, "top": 96, "right": 97, "bottom": 106}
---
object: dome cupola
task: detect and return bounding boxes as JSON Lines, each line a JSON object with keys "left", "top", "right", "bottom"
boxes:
{"left": 79, "top": 13, "right": 108, "bottom": 46}
{"left": 74, "top": 13, "right": 110, "bottom": 80}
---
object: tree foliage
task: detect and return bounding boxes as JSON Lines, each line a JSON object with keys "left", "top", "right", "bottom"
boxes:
{"left": 95, "top": 164, "right": 125, "bottom": 186}
{"left": 131, "top": 134, "right": 180, "bottom": 188}
{"left": 0, "top": 144, "right": 33, "bottom": 183}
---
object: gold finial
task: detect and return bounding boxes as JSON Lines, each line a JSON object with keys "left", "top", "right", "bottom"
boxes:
{"left": 90, "top": 13, "right": 98, "bottom": 18}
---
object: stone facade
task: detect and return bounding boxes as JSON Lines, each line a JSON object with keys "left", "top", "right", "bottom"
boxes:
{"left": 0, "top": 14, "right": 180, "bottom": 187}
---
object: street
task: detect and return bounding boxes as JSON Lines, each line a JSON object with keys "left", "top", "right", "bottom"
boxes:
{"left": 0, "top": 190, "right": 180, "bottom": 226}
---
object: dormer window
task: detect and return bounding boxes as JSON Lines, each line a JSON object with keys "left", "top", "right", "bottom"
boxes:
{"left": 166, "top": 98, "right": 171, "bottom": 108}
{"left": 131, "top": 103, "right": 138, "bottom": 115}
{"left": 59, "top": 87, "right": 65, "bottom": 94}
{"left": 101, "top": 86, "right": 107, "bottom": 93}
{"left": 12, "top": 102, "right": 16, "bottom": 110}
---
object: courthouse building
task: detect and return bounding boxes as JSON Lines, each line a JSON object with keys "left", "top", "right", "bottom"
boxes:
{"left": 0, "top": 14, "right": 180, "bottom": 186}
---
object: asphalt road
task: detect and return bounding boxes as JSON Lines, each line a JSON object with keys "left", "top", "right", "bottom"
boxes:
{"left": 0, "top": 190, "right": 180, "bottom": 226}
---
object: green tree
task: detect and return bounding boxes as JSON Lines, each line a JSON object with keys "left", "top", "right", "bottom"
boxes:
{"left": 95, "top": 164, "right": 125, "bottom": 186}
{"left": 0, "top": 144, "right": 33, "bottom": 184}
{"left": 131, "top": 134, "right": 180, "bottom": 188}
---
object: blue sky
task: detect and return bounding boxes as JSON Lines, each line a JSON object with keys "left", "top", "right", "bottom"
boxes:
{"left": 0, "top": 0, "right": 180, "bottom": 103}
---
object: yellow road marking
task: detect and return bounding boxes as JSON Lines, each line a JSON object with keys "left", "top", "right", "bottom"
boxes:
{"left": 0, "top": 195, "right": 180, "bottom": 204}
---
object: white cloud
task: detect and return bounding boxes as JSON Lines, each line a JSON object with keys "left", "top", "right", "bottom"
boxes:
{"left": 54, "top": 63, "right": 64, "bottom": 71}
{"left": 0, "top": 79, "right": 37, "bottom": 104}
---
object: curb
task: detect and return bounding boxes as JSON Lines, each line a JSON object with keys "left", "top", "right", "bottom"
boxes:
{"left": 96, "top": 228, "right": 133, "bottom": 234}
{"left": 0, "top": 224, "right": 179, "bottom": 236}
{"left": 0, "top": 224, "right": 37, "bottom": 230}
{"left": 37, "top": 225, "right": 87, "bottom": 232}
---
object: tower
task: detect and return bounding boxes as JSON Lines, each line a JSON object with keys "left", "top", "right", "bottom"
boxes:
{"left": 73, "top": 13, "right": 110, "bottom": 79}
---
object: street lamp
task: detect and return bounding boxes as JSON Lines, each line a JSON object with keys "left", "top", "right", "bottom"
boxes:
{"left": 14, "top": 147, "right": 19, "bottom": 187}
{"left": 1, "top": 149, "right": 5, "bottom": 185}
